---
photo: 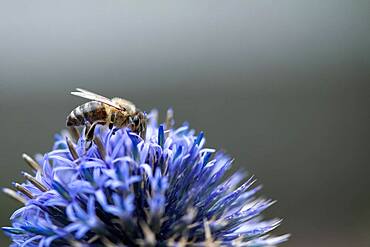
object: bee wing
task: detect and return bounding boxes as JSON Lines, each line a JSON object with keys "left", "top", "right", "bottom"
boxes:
{"left": 71, "top": 88, "right": 124, "bottom": 110}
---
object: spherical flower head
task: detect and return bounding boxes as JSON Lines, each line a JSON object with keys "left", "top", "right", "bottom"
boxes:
{"left": 2, "top": 109, "right": 289, "bottom": 246}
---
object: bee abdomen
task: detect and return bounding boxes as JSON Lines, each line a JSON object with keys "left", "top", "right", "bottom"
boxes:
{"left": 66, "top": 101, "right": 107, "bottom": 126}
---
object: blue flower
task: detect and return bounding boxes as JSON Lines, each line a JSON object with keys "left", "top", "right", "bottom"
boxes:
{"left": 2, "top": 109, "right": 289, "bottom": 246}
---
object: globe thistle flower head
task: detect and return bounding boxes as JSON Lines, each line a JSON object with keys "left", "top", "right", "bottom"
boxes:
{"left": 2, "top": 109, "right": 289, "bottom": 246}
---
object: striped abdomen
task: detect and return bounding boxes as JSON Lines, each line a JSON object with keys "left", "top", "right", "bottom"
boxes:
{"left": 66, "top": 101, "right": 108, "bottom": 126}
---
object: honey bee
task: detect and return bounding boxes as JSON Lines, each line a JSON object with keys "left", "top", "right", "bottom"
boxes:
{"left": 66, "top": 88, "right": 147, "bottom": 140}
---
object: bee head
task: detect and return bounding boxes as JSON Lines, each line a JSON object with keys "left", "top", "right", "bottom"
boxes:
{"left": 129, "top": 111, "right": 147, "bottom": 138}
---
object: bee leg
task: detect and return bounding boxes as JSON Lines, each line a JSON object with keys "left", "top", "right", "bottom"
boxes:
{"left": 109, "top": 113, "right": 116, "bottom": 134}
{"left": 86, "top": 121, "right": 102, "bottom": 142}
{"left": 84, "top": 122, "right": 91, "bottom": 138}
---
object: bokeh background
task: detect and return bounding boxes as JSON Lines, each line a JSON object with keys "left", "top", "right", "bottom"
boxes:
{"left": 0, "top": 1, "right": 369, "bottom": 246}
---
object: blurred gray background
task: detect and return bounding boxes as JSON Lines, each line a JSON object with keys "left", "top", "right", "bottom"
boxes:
{"left": 0, "top": 0, "right": 369, "bottom": 246}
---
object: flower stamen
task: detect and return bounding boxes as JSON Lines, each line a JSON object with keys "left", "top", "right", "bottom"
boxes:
{"left": 1, "top": 188, "right": 26, "bottom": 204}
{"left": 21, "top": 153, "right": 41, "bottom": 172}
{"left": 21, "top": 172, "right": 48, "bottom": 192}
{"left": 66, "top": 137, "right": 79, "bottom": 160}
{"left": 12, "top": 182, "right": 34, "bottom": 199}
{"left": 93, "top": 136, "right": 106, "bottom": 160}
{"left": 68, "top": 126, "right": 80, "bottom": 142}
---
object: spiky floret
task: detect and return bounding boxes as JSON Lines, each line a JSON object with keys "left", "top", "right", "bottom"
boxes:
{"left": 2, "top": 110, "right": 289, "bottom": 246}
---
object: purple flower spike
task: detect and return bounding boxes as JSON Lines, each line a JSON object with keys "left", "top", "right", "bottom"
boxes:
{"left": 2, "top": 110, "right": 289, "bottom": 246}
